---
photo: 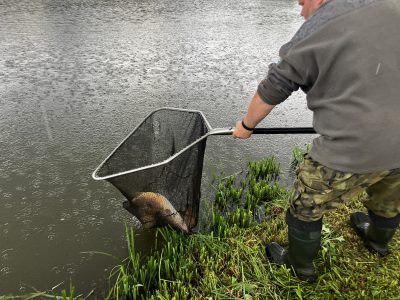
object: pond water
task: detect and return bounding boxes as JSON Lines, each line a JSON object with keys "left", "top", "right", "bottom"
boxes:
{"left": 0, "top": 0, "right": 313, "bottom": 297}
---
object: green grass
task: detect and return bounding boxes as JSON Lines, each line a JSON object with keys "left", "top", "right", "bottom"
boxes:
{"left": 4, "top": 148, "right": 400, "bottom": 299}
{"left": 104, "top": 202, "right": 400, "bottom": 299}
{"left": 105, "top": 150, "right": 400, "bottom": 299}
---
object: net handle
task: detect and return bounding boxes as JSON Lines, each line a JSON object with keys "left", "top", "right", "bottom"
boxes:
{"left": 210, "top": 127, "right": 316, "bottom": 135}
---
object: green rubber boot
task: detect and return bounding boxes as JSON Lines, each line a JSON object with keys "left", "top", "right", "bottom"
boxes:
{"left": 266, "top": 210, "right": 322, "bottom": 282}
{"left": 350, "top": 210, "right": 399, "bottom": 256}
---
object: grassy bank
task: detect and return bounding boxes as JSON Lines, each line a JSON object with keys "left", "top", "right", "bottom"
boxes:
{"left": 107, "top": 207, "right": 399, "bottom": 299}
{"left": 105, "top": 153, "right": 400, "bottom": 299}
{"left": 2, "top": 151, "right": 400, "bottom": 299}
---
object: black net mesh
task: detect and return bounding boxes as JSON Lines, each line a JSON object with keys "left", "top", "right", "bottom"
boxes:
{"left": 95, "top": 108, "right": 210, "bottom": 231}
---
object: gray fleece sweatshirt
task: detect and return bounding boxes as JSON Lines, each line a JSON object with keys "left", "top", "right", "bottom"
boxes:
{"left": 258, "top": 0, "right": 400, "bottom": 173}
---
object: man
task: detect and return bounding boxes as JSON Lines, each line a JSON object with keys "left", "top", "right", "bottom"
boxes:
{"left": 233, "top": 0, "right": 400, "bottom": 282}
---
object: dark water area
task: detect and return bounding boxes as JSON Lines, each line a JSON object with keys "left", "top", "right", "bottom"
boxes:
{"left": 0, "top": 0, "right": 312, "bottom": 297}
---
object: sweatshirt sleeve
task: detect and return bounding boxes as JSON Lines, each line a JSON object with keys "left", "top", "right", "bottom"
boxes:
{"left": 257, "top": 59, "right": 305, "bottom": 105}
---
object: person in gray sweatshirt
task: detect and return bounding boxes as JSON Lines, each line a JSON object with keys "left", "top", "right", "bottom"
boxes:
{"left": 233, "top": 0, "right": 400, "bottom": 282}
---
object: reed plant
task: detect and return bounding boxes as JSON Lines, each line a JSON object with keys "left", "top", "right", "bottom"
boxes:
{"left": 0, "top": 281, "right": 93, "bottom": 300}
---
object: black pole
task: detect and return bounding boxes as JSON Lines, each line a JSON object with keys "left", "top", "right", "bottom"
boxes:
{"left": 252, "top": 127, "right": 316, "bottom": 134}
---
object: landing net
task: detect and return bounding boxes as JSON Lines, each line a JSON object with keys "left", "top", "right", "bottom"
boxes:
{"left": 93, "top": 108, "right": 212, "bottom": 231}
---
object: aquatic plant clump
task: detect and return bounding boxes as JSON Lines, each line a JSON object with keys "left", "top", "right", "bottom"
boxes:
{"left": 211, "top": 156, "right": 288, "bottom": 237}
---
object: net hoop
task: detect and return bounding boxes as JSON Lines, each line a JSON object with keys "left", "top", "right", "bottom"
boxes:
{"left": 92, "top": 107, "right": 218, "bottom": 181}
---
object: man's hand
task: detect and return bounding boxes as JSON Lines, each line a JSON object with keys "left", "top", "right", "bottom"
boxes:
{"left": 232, "top": 120, "right": 253, "bottom": 139}
{"left": 231, "top": 92, "right": 276, "bottom": 139}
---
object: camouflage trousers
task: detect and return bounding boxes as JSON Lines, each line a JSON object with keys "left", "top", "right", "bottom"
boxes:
{"left": 290, "top": 155, "right": 400, "bottom": 222}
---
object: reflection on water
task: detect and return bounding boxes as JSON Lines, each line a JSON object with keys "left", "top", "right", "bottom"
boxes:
{"left": 0, "top": 0, "right": 312, "bottom": 296}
